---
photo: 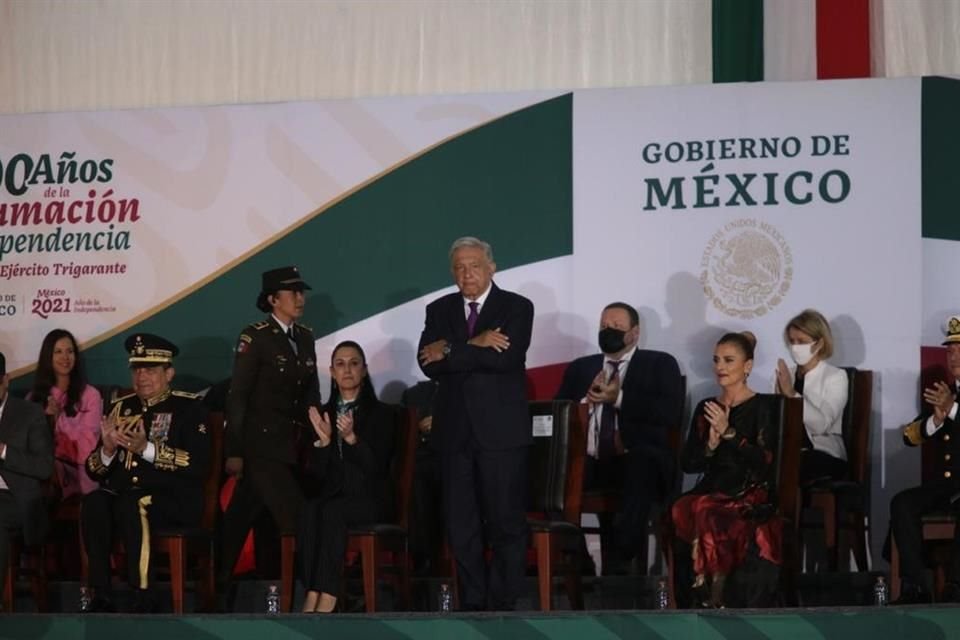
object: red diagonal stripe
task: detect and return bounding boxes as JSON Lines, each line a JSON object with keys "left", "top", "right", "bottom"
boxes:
{"left": 816, "top": 0, "right": 871, "bottom": 79}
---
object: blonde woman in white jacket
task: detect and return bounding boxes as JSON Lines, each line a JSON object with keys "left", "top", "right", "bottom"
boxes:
{"left": 775, "top": 309, "right": 849, "bottom": 485}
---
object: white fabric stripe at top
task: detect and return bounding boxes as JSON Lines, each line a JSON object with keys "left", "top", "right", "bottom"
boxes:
{"left": 763, "top": 0, "right": 817, "bottom": 81}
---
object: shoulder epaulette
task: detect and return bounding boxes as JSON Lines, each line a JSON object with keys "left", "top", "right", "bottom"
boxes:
{"left": 172, "top": 390, "right": 201, "bottom": 400}
{"left": 251, "top": 320, "right": 270, "bottom": 330}
{"left": 295, "top": 322, "right": 313, "bottom": 333}
{"left": 112, "top": 391, "right": 136, "bottom": 404}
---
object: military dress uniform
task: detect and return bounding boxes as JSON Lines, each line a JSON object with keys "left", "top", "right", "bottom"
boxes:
{"left": 889, "top": 315, "right": 960, "bottom": 600}
{"left": 220, "top": 269, "right": 321, "bottom": 581}
{"left": 81, "top": 336, "right": 210, "bottom": 610}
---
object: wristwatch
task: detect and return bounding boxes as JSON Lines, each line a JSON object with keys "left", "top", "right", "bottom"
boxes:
{"left": 442, "top": 343, "right": 452, "bottom": 357}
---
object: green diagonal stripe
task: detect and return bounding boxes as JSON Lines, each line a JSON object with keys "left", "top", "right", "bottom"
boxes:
{"left": 30, "top": 93, "right": 573, "bottom": 389}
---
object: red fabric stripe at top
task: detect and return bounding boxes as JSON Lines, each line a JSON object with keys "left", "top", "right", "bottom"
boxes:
{"left": 816, "top": 0, "right": 871, "bottom": 79}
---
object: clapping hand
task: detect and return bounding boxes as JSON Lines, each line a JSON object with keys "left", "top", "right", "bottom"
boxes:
{"left": 775, "top": 359, "right": 796, "bottom": 397}
{"left": 337, "top": 410, "right": 357, "bottom": 445}
{"left": 120, "top": 419, "right": 148, "bottom": 455}
{"left": 309, "top": 406, "right": 332, "bottom": 448}
{"left": 100, "top": 415, "right": 122, "bottom": 456}
{"left": 924, "top": 381, "right": 956, "bottom": 427}
{"left": 586, "top": 370, "right": 620, "bottom": 404}
{"left": 704, "top": 401, "right": 731, "bottom": 450}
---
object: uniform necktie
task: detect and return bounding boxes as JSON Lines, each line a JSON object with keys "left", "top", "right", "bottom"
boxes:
{"left": 597, "top": 360, "right": 623, "bottom": 460}
{"left": 466, "top": 301, "right": 479, "bottom": 338}
{"left": 286, "top": 326, "right": 298, "bottom": 356}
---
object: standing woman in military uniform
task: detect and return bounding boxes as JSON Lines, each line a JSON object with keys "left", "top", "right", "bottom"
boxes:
{"left": 221, "top": 266, "right": 322, "bottom": 592}
{"left": 81, "top": 335, "right": 210, "bottom": 613}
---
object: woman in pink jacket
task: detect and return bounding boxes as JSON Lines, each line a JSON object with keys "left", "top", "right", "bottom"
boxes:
{"left": 30, "top": 329, "right": 102, "bottom": 498}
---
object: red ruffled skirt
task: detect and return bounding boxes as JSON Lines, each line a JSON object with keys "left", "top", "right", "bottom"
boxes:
{"left": 671, "top": 487, "right": 782, "bottom": 576}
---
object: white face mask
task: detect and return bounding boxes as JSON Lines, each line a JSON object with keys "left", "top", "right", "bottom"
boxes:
{"left": 790, "top": 343, "right": 817, "bottom": 367}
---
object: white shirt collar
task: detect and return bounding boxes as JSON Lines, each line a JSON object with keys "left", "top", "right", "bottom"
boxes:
{"left": 463, "top": 282, "right": 493, "bottom": 311}
{"left": 272, "top": 314, "right": 292, "bottom": 334}
{"left": 604, "top": 345, "right": 636, "bottom": 370}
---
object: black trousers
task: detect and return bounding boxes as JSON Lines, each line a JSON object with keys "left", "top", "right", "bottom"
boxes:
{"left": 799, "top": 449, "right": 848, "bottom": 486}
{"left": 0, "top": 491, "right": 24, "bottom": 587}
{"left": 297, "top": 495, "right": 376, "bottom": 595}
{"left": 409, "top": 444, "right": 443, "bottom": 572}
{"left": 890, "top": 480, "right": 960, "bottom": 587}
{"left": 81, "top": 489, "right": 185, "bottom": 591}
{"left": 442, "top": 441, "right": 528, "bottom": 611}
{"left": 220, "top": 458, "right": 303, "bottom": 580}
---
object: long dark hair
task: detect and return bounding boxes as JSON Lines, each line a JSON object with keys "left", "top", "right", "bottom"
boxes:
{"left": 32, "top": 329, "right": 88, "bottom": 418}
{"left": 328, "top": 340, "right": 377, "bottom": 408}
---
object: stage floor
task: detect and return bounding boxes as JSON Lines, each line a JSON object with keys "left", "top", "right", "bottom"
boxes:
{"left": 2, "top": 606, "right": 960, "bottom": 640}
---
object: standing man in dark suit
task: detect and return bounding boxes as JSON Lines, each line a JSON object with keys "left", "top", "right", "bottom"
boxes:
{"left": 82, "top": 334, "right": 210, "bottom": 612}
{"left": 555, "top": 302, "right": 684, "bottom": 573}
{"left": 418, "top": 236, "right": 534, "bottom": 611}
{"left": 221, "top": 266, "right": 321, "bottom": 587}
{"left": 890, "top": 315, "right": 960, "bottom": 603}
{"left": 0, "top": 351, "right": 53, "bottom": 606}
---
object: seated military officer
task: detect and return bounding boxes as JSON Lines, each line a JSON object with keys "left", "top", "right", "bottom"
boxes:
{"left": 81, "top": 334, "right": 211, "bottom": 613}
{"left": 890, "top": 315, "right": 960, "bottom": 604}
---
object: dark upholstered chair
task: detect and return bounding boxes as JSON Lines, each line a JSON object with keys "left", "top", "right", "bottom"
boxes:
{"left": 800, "top": 368, "right": 873, "bottom": 572}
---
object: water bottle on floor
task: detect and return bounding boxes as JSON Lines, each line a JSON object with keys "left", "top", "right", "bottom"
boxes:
{"left": 79, "top": 586, "right": 92, "bottom": 613}
{"left": 873, "top": 576, "right": 888, "bottom": 606}
{"left": 655, "top": 579, "right": 670, "bottom": 610}
{"left": 266, "top": 584, "right": 280, "bottom": 614}
{"left": 438, "top": 583, "right": 453, "bottom": 612}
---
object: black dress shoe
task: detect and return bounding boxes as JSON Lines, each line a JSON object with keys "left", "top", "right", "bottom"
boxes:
{"left": 85, "top": 595, "right": 117, "bottom": 613}
{"left": 891, "top": 583, "right": 931, "bottom": 605}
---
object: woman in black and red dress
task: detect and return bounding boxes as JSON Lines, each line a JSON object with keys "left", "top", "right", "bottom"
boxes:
{"left": 671, "top": 331, "right": 782, "bottom": 608}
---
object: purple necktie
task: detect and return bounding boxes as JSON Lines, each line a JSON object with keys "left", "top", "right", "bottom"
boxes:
{"left": 597, "top": 360, "right": 623, "bottom": 460}
{"left": 466, "top": 301, "right": 479, "bottom": 337}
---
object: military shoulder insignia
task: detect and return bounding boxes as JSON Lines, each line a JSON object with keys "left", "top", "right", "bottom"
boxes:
{"left": 295, "top": 322, "right": 313, "bottom": 333}
{"left": 113, "top": 391, "right": 136, "bottom": 403}
{"left": 198, "top": 423, "right": 207, "bottom": 434}
{"left": 902, "top": 420, "right": 923, "bottom": 447}
{"left": 172, "top": 390, "right": 200, "bottom": 400}
{"left": 251, "top": 321, "right": 270, "bottom": 330}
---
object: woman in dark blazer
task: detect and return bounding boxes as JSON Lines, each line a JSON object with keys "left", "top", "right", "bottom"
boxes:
{"left": 297, "top": 340, "right": 397, "bottom": 613}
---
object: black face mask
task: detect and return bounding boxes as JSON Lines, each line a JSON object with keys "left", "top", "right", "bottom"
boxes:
{"left": 598, "top": 327, "right": 628, "bottom": 354}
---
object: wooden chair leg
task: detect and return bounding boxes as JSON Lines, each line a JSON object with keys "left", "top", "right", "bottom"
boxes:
{"left": 850, "top": 512, "right": 869, "bottom": 573}
{"left": 169, "top": 539, "right": 185, "bottom": 614}
{"left": 890, "top": 533, "right": 902, "bottom": 601}
{"left": 201, "top": 541, "right": 216, "bottom": 612}
{"left": 360, "top": 536, "right": 377, "bottom": 613}
{"left": 935, "top": 565, "right": 947, "bottom": 601}
{"left": 809, "top": 492, "right": 837, "bottom": 570}
{"left": 533, "top": 531, "right": 552, "bottom": 612}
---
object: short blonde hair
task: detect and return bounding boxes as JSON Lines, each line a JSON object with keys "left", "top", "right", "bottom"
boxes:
{"left": 784, "top": 309, "right": 834, "bottom": 359}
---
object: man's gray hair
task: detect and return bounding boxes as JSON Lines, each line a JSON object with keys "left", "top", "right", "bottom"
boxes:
{"left": 448, "top": 236, "right": 494, "bottom": 263}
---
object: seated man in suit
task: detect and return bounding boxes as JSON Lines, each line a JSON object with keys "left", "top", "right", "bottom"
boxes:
{"left": 891, "top": 315, "right": 960, "bottom": 603}
{"left": 82, "top": 334, "right": 211, "bottom": 612}
{"left": 0, "top": 351, "right": 54, "bottom": 606}
{"left": 555, "top": 302, "right": 683, "bottom": 574}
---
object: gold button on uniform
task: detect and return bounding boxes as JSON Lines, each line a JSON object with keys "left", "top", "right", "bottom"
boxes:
{"left": 132, "top": 461, "right": 139, "bottom": 468}
{"left": 132, "top": 476, "right": 140, "bottom": 483}
{"left": 945, "top": 434, "right": 952, "bottom": 442}
{"left": 945, "top": 471, "right": 952, "bottom": 479}
{"left": 946, "top": 454, "right": 952, "bottom": 462}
